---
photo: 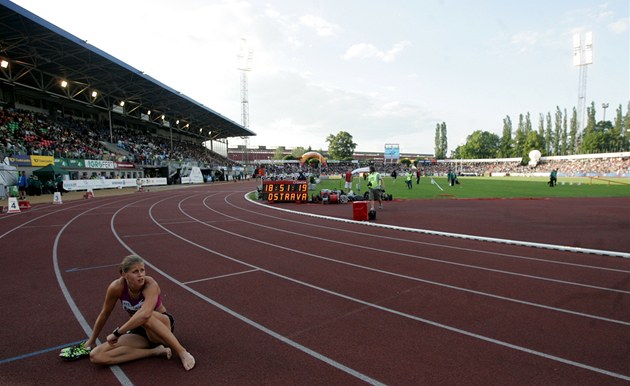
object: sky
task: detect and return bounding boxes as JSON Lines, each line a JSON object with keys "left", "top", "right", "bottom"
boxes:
{"left": 9, "top": 0, "right": 630, "bottom": 155}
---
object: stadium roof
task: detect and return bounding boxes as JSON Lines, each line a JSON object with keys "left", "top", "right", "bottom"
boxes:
{"left": 0, "top": 0, "right": 255, "bottom": 141}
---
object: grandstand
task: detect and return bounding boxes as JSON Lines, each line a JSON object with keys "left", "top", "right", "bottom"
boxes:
{"left": 1, "top": 1, "right": 254, "bottom": 185}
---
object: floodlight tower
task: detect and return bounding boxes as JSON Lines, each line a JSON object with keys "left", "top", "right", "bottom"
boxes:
{"left": 237, "top": 38, "right": 253, "bottom": 166}
{"left": 573, "top": 31, "right": 593, "bottom": 135}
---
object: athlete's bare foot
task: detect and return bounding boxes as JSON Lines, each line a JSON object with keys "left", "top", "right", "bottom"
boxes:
{"left": 180, "top": 351, "right": 195, "bottom": 370}
{"left": 155, "top": 345, "right": 172, "bottom": 359}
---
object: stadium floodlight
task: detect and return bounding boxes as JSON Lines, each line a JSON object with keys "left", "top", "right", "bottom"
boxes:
{"left": 60, "top": 80, "right": 68, "bottom": 88}
{"left": 91, "top": 91, "right": 97, "bottom": 98}
{"left": 119, "top": 101, "right": 125, "bottom": 107}
{"left": 573, "top": 31, "right": 593, "bottom": 133}
{"left": 0, "top": 60, "right": 8, "bottom": 69}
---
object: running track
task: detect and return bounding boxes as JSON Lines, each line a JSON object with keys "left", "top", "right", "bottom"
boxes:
{"left": 1, "top": 180, "right": 629, "bottom": 385}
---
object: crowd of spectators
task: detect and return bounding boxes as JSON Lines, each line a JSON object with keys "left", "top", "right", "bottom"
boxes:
{"left": 0, "top": 108, "right": 235, "bottom": 168}
{"left": 257, "top": 156, "right": 630, "bottom": 181}
{"left": 2, "top": 107, "right": 628, "bottom": 179}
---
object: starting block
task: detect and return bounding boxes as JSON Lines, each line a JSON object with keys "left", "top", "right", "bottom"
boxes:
{"left": 7, "top": 197, "right": 21, "bottom": 213}
{"left": 52, "top": 192, "right": 63, "bottom": 205}
{"left": 18, "top": 200, "right": 32, "bottom": 210}
{"left": 84, "top": 188, "right": 94, "bottom": 199}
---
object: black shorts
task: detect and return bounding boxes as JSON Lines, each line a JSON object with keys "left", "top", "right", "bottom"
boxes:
{"left": 128, "top": 312, "right": 175, "bottom": 346}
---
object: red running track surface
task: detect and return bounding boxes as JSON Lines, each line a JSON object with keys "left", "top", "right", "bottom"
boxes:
{"left": 0, "top": 180, "right": 628, "bottom": 385}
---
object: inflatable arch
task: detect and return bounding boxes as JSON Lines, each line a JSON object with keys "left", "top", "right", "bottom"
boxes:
{"left": 299, "top": 151, "right": 327, "bottom": 166}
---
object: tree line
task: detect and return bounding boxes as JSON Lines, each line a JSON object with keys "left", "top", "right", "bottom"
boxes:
{"left": 272, "top": 101, "right": 629, "bottom": 164}
{"left": 449, "top": 101, "right": 630, "bottom": 161}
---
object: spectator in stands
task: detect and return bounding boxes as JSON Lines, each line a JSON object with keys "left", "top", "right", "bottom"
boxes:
{"left": 64, "top": 255, "right": 195, "bottom": 370}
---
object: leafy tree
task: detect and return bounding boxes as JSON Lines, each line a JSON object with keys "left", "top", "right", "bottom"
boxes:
{"left": 499, "top": 115, "right": 513, "bottom": 157}
{"left": 325, "top": 131, "right": 357, "bottom": 160}
{"left": 434, "top": 122, "right": 448, "bottom": 159}
{"left": 579, "top": 102, "right": 598, "bottom": 153}
{"left": 452, "top": 130, "right": 500, "bottom": 159}
{"left": 554, "top": 107, "right": 562, "bottom": 155}
{"left": 537, "top": 113, "right": 545, "bottom": 152}
{"left": 291, "top": 146, "right": 309, "bottom": 159}
{"left": 545, "top": 112, "right": 552, "bottom": 155}
{"left": 569, "top": 107, "right": 578, "bottom": 154}
{"left": 561, "top": 108, "right": 568, "bottom": 155}
{"left": 513, "top": 114, "right": 526, "bottom": 157}
{"left": 525, "top": 112, "right": 532, "bottom": 134}
{"left": 524, "top": 130, "right": 544, "bottom": 155}
{"left": 272, "top": 146, "right": 286, "bottom": 160}
{"left": 440, "top": 122, "right": 448, "bottom": 158}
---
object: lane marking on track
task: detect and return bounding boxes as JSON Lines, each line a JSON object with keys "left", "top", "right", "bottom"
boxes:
{"left": 244, "top": 193, "right": 630, "bottom": 259}
{"left": 109, "top": 196, "right": 386, "bottom": 386}
{"left": 66, "top": 263, "right": 120, "bottom": 273}
{"left": 139, "top": 194, "right": 630, "bottom": 382}
{"left": 230, "top": 196, "right": 630, "bottom": 274}
{"left": 183, "top": 269, "right": 260, "bottom": 285}
{"left": 122, "top": 232, "right": 171, "bottom": 238}
{"left": 52, "top": 194, "right": 172, "bottom": 386}
{"left": 0, "top": 340, "right": 84, "bottom": 364}
{"left": 196, "top": 196, "right": 630, "bottom": 327}
{"left": 179, "top": 196, "right": 630, "bottom": 381}
{"left": 218, "top": 197, "right": 630, "bottom": 296}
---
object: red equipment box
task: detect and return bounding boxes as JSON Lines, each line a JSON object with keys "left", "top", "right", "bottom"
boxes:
{"left": 352, "top": 201, "right": 369, "bottom": 221}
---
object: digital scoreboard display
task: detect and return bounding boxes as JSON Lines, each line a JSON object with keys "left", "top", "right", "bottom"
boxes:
{"left": 261, "top": 180, "right": 309, "bottom": 202}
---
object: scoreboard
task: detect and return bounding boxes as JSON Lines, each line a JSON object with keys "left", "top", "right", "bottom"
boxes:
{"left": 261, "top": 180, "right": 309, "bottom": 202}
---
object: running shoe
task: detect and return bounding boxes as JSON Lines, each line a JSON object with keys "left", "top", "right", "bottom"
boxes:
{"left": 59, "top": 342, "right": 91, "bottom": 361}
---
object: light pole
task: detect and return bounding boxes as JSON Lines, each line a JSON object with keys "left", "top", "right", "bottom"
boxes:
{"left": 602, "top": 102, "right": 609, "bottom": 122}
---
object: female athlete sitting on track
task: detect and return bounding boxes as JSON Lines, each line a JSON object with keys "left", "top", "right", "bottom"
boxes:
{"left": 61, "top": 254, "right": 195, "bottom": 370}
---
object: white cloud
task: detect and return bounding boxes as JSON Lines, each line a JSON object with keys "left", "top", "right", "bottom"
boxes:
{"left": 510, "top": 31, "right": 541, "bottom": 52}
{"left": 342, "top": 41, "right": 411, "bottom": 62}
{"left": 608, "top": 17, "right": 629, "bottom": 34}
{"left": 299, "top": 15, "right": 339, "bottom": 37}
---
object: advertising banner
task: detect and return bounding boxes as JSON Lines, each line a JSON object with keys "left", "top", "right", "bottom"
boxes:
{"left": 56, "top": 158, "right": 85, "bottom": 168}
{"left": 84, "top": 159, "right": 116, "bottom": 169}
{"left": 30, "top": 155, "right": 55, "bottom": 167}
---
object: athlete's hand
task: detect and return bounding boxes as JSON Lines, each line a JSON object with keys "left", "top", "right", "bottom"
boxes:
{"left": 106, "top": 333, "right": 119, "bottom": 346}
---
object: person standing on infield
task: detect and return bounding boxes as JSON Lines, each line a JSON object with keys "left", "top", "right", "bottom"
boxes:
{"left": 344, "top": 169, "right": 353, "bottom": 191}
{"left": 367, "top": 165, "right": 385, "bottom": 210}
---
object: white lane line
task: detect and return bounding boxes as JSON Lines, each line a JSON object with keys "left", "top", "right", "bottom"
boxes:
{"left": 194, "top": 196, "right": 630, "bottom": 326}
{"left": 53, "top": 199, "right": 148, "bottom": 386}
{"left": 215, "top": 198, "right": 630, "bottom": 296}
{"left": 158, "top": 195, "right": 630, "bottom": 381}
{"left": 108, "top": 196, "right": 386, "bottom": 386}
{"left": 183, "top": 269, "right": 260, "bottom": 285}
{"left": 245, "top": 193, "right": 630, "bottom": 259}
{"left": 230, "top": 196, "right": 630, "bottom": 274}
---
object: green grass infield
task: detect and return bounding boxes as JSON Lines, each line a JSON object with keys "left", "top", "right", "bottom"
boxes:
{"left": 312, "top": 175, "right": 630, "bottom": 200}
